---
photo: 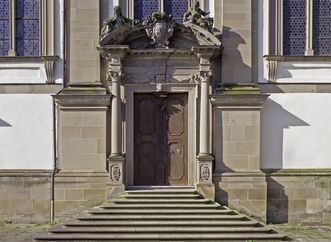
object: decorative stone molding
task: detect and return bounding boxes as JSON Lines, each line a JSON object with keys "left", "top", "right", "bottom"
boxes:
{"left": 53, "top": 94, "right": 112, "bottom": 109}
{"left": 210, "top": 93, "right": 270, "bottom": 109}
{"left": 266, "top": 59, "right": 278, "bottom": 82}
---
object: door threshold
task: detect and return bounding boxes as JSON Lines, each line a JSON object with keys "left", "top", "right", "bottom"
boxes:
{"left": 126, "top": 185, "right": 195, "bottom": 190}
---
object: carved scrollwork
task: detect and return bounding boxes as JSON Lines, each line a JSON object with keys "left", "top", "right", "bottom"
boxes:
{"left": 200, "top": 164, "right": 211, "bottom": 182}
{"left": 109, "top": 164, "right": 122, "bottom": 182}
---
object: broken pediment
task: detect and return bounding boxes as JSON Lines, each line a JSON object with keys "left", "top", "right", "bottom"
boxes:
{"left": 99, "top": 6, "right": 221, "bottom": 50}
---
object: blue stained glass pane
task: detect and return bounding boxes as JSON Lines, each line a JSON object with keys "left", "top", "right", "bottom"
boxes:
{"left": 313, "top": 0, "right": 331, "bottom": 55}
{"left": 283, "top": 0, "right": 306, "bottom": 55}
{"left": 164, "top": 0, "right": 188, "bottom": 22}
{"left": 134, "top": 0, "right": 159, "bottom": 20}
{"left": 15, "top": 0, "right": 40, "bottom": 56}
{"left": 0, "top": 0, "right": 10, "bottom": 56}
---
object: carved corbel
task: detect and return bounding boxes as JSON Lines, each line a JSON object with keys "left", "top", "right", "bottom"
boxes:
{"left": 266, "top": 60, "right": 278, "bottom": 82}
{"left": 45, "top": 60, "right": 55, "bottom": 84}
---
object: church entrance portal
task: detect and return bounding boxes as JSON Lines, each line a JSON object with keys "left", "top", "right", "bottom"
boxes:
{"left": 134, "top": 93, "right": 188, "bottom": 186}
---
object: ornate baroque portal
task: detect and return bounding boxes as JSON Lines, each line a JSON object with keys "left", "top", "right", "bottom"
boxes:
{"left": 98, "top": 4, "right": 221, "bottom": 199}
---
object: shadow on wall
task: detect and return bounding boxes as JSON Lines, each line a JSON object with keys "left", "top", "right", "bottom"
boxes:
{"left": 261, "top": 99, "right": 310, "bottom": 169}
{"left": 220, "top": 26, "right": 252, "bottom": 84}
{"left": 0, "top": 119, "right": 12, "bottom": 127}
{"left": 266, "top": 177, "right": 289, "bottom": 224}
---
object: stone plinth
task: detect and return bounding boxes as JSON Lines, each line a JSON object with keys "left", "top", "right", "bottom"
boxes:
{"left": 211, "top": 92, "right": 269, "bottom": 222}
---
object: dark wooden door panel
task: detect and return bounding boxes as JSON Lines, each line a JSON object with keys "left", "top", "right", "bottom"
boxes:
{"left": 165, "top": 94, "right": 188, "bottom": 186}
{"left": 134, "top": 93, "right": 188, "bottom": 186}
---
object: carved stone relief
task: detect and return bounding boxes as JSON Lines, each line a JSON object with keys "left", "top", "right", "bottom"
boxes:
{"left": 200, "top": 164, "right": 211, "bottom": 182}
{"left": 109, "top": 164, "right": 122, "bottom": 182}
{"left": 143, "top": 12, "right": 176, "bottom": 48}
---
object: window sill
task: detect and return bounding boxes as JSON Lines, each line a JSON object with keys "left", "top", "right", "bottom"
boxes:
{"left": 0, "top": 55, "right": 59, "bottom": 63}
{"left": 263, "top": 55, "right": 331, "bottom": 83}
{"left": 264, "top": 55, "right": 331, "bottom": 62}
{"left": 0, "top": 56, "right": 60, "bottom": 84}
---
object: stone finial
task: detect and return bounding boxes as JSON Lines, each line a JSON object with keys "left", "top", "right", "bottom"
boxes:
{"left": 142, "top": 12, "right": 176, "bottom": 48}
{"left": 183, "top": 1, "right": 213, "bottom": 32}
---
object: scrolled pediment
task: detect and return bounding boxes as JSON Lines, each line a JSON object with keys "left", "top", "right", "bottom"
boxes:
{"left": 99, "top": 6, "right": 221, "bottom": 50}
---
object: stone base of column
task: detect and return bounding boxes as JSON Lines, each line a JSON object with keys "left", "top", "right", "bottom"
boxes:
{"left": 196, "top": 154, "right": 215, "bottom": 201}
{"left": 107, "top": 155, "right": 126, "bottom": 197}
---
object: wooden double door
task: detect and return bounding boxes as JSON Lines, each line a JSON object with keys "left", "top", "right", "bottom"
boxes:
{"left": 134, "top": 93, "right": 188, "bottom": 186}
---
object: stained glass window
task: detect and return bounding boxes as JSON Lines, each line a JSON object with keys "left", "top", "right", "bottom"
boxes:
{"left": 15, "top": 0, "right": 40, "bottom": 56}
{"left": 0, "top": 0, "right": 10, "bottom": 56}
{"left": 283, "top": 0, "right": 306, "bottom": 55}
{"left": 134, "top": 0, "right": 160, "bottom": 20}
{"left": 313, "top": 0, "right": 331, "bottom": 55}
{"left": 164, "top": 0, "right": 188, "bottom": 22}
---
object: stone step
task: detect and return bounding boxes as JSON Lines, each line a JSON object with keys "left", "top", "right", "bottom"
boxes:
{"left": 64, "top": 220, "right": 261, "bottom": 227}
{"left": 88, "top": 208, "right": 234, "bottom": 215}
{"left": 121, "top": 193, "right": 201, "bottom": 199}
{"left": 124, "top": 189, "right": 197, "bottom": 194}
{"left": 78, "top": 214, "right": 248, "bottom": 220}
{"left": 35, "top": 232, "right": 287, "bottom": 241}
{"left": 49, "top": 226, "right": 274, "bottom": 233}
{"left": 100, "top": 203, "right": 222, "bottom": 209}
{"left": 106, "top": 198, "right": 212, "bottom": 203}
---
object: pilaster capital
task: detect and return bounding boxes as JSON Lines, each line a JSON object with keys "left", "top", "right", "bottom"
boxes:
{"left": 107, "top": 71, "right": 126, "bottom": 84}
{"left": 199, "top": 71, "right": 213, "bottom": 83}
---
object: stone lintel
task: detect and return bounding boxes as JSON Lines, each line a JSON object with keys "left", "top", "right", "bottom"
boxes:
{"left": 54, "top": 94, "right": 112, "bottom": 108}
{"left": 210, "top": 93, "right": 269, "bottom": 109}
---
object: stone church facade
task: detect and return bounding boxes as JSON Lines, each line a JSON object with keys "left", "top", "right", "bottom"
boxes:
{"left": 0, "top": 0, "right": 331, "bottom": 225}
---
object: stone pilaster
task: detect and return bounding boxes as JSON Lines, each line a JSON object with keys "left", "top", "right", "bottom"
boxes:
{"left": 195, "top": 47, "right": 219, "bottom": 201}
{"left": 210, "top": 89, "right": 269, "bottom": 222}
{"left": 98, "top": 46, "right": 129, "bottom": 195}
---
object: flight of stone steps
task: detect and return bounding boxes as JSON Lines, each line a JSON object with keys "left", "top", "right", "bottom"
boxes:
{"left": 35, "top": 188, "right": 289, "bottom": 241}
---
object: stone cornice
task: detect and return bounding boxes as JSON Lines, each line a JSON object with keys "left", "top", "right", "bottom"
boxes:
{"left": 210, "top": 93, "right": 270, "bottom": 109}
{"left": 263, "top": 169, "right": 331, "bottom": 176}
{"left": 0, "top": 169, "right": 52, "bottom": 177}
{"left": 0, "top": 55, "right": 59, "bottom": 63}
{"left": 53, "top": 94, "right": 112, "bottom": 108}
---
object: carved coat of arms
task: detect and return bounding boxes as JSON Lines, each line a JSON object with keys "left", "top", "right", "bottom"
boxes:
{"left": 143, "top": 12, "right": 176, "bottom": 48}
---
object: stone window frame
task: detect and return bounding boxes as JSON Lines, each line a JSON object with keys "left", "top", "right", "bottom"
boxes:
{"left": 5, "top": 0, "right": 55, "bottom": 57}
{"left": 268, "top": 0, "right": 315, "bottom": 56}
{"left": 0, "top": 0, "right": 58, "bottom": 84}
{"left": 264, "top": 0, "right": 331, "bottom": 83}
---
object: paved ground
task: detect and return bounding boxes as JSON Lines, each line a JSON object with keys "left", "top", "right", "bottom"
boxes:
{"left": 0, "top": 223, "right": 331, "bottom": 241}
